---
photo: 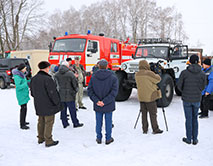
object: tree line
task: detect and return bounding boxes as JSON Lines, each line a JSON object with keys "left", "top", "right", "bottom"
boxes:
{"left": 0, "top": 0, "right": 187, "bottom": 54}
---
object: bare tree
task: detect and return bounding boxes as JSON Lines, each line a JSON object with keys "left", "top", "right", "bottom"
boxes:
{"left": 23, "top": 0, "right": 188, "bottom": 50}
{"left": 0, "top": 0, "right": 43, "bottom": 54}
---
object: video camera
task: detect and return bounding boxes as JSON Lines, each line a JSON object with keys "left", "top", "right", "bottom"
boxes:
{"left": 149, "top": 60, "right": 164, "bottom": 75}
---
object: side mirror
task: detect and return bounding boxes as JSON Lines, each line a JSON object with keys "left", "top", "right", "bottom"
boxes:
{"left": 48, "top": 42, "right": 52, "bottom": 52}
{"left": 132, "top": 54, "right": 135, "bottom": 59}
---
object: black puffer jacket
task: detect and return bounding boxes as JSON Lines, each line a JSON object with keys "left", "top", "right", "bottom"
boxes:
{"left": 54, "top": 65, "right": 78, "bottom": 102}
{"left": 30, "top": 71, "right": 63, "bottom": 116}
{"left": 177, "top": 64, "right": 206, "bottom": 102}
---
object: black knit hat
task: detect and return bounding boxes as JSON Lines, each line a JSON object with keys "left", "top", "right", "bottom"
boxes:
{"left": 17, "top": 63, "right": 26, "bottom": 71}
{"left": 189, "top": 54, "right": 199, "bottom": 64}
{"left": 38, "top": 61, "right": 51, "bottom": 69}
{"left": 203, "top": 59, "right": 211, "bottom": 66}
{"left": 66, "top": 57, "right": 72, "bottom": 62}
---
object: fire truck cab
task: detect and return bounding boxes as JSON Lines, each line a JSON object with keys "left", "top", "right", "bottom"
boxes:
{"left": 48, "top": 32, "right": 136, "bottom": 85}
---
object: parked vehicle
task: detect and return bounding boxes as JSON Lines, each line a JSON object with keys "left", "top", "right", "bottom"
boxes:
{"left": 48, "top": 32, "right": 137, "bottom": 86}
{"left": 0, "top": 58, "right": 31, "bottom": 89}
{"left": 116, "top": 38, "right": 189, "bottom": 107}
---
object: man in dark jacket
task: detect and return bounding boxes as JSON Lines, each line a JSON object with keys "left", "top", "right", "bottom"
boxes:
{"left": 177, "top": 54, "right": 206, "bottom": 145}
{"left": 54, "top": 61, "right": 83, "bottom": 128}
{"left": 199, "top": 58, "right": 213, "bottom": 118}
{"left": 30, "top": 61, "right": 63, "bottom": 147}
{"left": 87, "top": 59, "right": 118, "bottom": 145}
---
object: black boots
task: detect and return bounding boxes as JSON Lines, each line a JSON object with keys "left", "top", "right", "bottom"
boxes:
{"left": 45, "top": 141, "right": 59, "bottom": 147}
{"left": 152, "top": 129, "right": 163, "bottom": 134}
{"left": 182, "top": 137, "right": 191, "bottom": 144}
{"left": 96, "top": 139, "right": 102, "bottom": 144}
{"left": 105, "top": 138, "right": 114, "bottom": 145}
{"left": 73, "top": 123, "right": 84, "bottom": 128}
{"left": 20, "top": 125, "right": 29, "bottom": 130}
{"left": 79, "top": 106, "right": 87, "bottom": 109}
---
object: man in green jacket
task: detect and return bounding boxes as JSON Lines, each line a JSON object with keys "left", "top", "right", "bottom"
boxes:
{"left": 135, "top": 60, "right": 163, "bottom": 134}
{"left": 72, "top": 57, "right": 92, "bottom": 110}
{"left": 12, "top": 63, "right": 30, "bottom": 130}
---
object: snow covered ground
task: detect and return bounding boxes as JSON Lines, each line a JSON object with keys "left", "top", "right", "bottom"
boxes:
{"left": 0, "top": 88, "right": 213, "bottom": 166}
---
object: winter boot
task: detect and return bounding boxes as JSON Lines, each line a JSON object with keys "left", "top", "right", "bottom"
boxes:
{"left": 105, "top": 138, "right": 114, "bottom": 145}
{"left": 96, "top": 139, "right": 102, "bottom": 144}
{"left": 152, "top": 129, "right": 163, "bottom": 134}
{"left": 45, "top": 141, "right": 59, "bottom": 147}
{"left": 192, "top": 140, "right": 198, "bottom": 145}
{"left": 20, "top": 125, "right": 30, "bottom": 130}
{"left": 182, "top": 137, "right": 191, "bottom": 144}
{"left": 73, "top": 123, "right": 84, "bottom": 128}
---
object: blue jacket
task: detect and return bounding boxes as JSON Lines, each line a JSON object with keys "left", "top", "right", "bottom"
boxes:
{"left": 87, "top": 69, "right": 118, "bottom": 113}
{"left": 202, "top": 65, "right": 213, "bottom": 95}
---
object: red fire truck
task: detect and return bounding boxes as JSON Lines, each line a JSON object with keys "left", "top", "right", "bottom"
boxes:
{"left": 48, "top": 32, "right": 137, "bottom": 86}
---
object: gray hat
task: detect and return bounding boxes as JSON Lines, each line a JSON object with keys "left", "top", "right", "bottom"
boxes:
{"left": 99, "top": 59, "right": 108, "bottom": 67}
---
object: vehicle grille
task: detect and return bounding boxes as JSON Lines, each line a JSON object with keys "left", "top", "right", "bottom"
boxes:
{"left": 129, "top": 64, "right": 139, "bottom": 72}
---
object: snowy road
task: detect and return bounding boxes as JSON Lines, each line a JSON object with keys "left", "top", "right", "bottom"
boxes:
{"left": 0, "top": 88, "right": 213, "bottom": 166}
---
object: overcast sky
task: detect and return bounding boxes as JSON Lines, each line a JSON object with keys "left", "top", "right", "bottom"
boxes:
{"left": 43, "top": 0, "right": 213, "bottom": 56}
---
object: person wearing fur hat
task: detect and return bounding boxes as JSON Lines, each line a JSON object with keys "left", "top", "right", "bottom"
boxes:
{"left": 135, "top": 60, "right": 163, "bottom": 135}
{"left": 30, "top": 61, "right": 63, "bottom": 147}
{"left": 177, "top": 54, "right": 206, "bottom": 145}
{"left": 12, "top": 63, "right": 31, "bottom": 130}
{"left": 199, "top": 58, "right": 213, "bottom": 118}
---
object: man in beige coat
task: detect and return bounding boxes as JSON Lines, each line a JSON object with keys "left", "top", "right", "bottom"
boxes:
{"left": 135, "top": 60, "right": 163, "bottom": 134}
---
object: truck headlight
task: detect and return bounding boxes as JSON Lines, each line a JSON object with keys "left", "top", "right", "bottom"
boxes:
{"left": 121, "top": 63, "right": 127, "bottom": 70}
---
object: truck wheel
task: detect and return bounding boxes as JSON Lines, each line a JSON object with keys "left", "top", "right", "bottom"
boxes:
{"left": 0, "top": 77, "right": 7, "bottom": 89}
{"left": 115, "top": 72, "right": 132, "bottom": 101}
{"left": 175, "top": 86, "right": 182, "bottom": 96}
{"left": 157, "top": 74, "right": 174, "bottom": 107}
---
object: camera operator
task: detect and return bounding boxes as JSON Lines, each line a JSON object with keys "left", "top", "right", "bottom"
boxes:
{"left": 135, "top": 60, "right": 163, "bottom": 134}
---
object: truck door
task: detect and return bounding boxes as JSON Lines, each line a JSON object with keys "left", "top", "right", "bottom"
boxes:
{"left": 85, "top": 40, "right": 100, "bottom": 71}
{"left": 170, "top": 45, "right": 188, "bottom": 78}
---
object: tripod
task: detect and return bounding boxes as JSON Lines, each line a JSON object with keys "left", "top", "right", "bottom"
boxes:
{"left": 160, "top": 103, "right": 169, "bottom": 131}
{"left": 134, "top": 101, "right": 168, "bottom": 131}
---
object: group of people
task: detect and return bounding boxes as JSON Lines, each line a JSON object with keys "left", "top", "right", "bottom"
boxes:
{"left": 12, "top": 54, "right": 212, "bottom": 147}
{"left": 12, "top": 58, "right": 118, "bottom": 147}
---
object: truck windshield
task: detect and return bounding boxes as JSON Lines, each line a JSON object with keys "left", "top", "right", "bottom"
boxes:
{"left": 52, "top": 38, "right": 86, "bottom": 52}
{"left": 135, "top": 46, "right": 168, "bottom": 59}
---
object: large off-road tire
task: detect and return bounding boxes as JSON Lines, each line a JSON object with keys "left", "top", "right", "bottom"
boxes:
{"left": 0, "top": 77, "right": 7, "bottom": 89}
{"left": 157, "top": 74, "right": 174, "bottom": 107}
{"left": 115, "top": 71, "right": 132, "bottom": 101}
{"left": 175, "top": 86, "right": 182, "bottom": 96}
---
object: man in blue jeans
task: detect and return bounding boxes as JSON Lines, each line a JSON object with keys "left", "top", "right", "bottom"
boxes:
{"left": 54, "top": 61, "right": 83, "bottom": 128}
{"left": 177, "top": 54, "right": 206, "bottom": 145}
{"left": 88, "top": 59, "right": 118, "bottom": 145}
